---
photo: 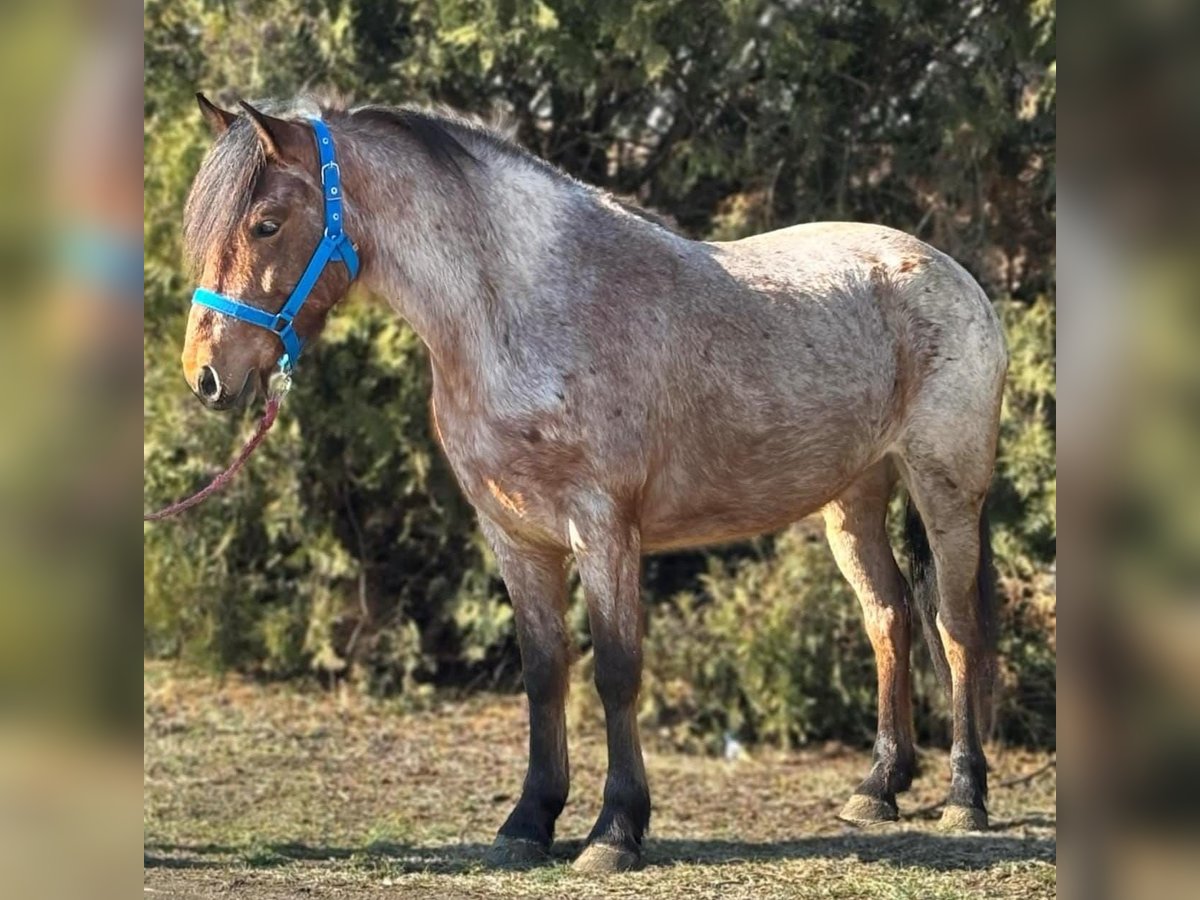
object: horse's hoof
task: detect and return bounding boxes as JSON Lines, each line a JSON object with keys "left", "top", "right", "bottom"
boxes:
{"left": 838, "top": 793, "right": 899, "bottom": 827}
{"left": 571, "top": 841, "right": 642, "bottom": 874}
{"left": 485, "top": 835, "right": 550, "bottom": 868}
{"left": 939, "top": 804, "right": 989, "bottom": 832}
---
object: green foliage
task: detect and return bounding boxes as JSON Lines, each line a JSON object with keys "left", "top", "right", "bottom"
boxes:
{"left": 993, "top": 296, "right": 1057, "bottom": 577}
{"left": 994, "top": 572, "right": 1056, "bottom": 747}
{"left": 639, "top": 530, "right": 875, "bottom": 750}
{"left": 144, "top": 0, "right": 1056, "bottom": 747}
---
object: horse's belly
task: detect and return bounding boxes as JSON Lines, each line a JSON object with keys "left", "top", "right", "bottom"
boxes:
{"left": 641, "top": 497, "right": 827, "bottom": 551}
{"left": 639, "top": 433, "right": 870, "bottom": 551}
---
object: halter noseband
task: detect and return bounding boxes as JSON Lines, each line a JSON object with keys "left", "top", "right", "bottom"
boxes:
{"left": 191, "top": 118, "right": 359, "bottom": 373}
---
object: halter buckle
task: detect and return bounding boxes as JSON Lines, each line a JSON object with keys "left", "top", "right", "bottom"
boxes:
{"left": 321, "top": 161, "right": 341, "bottom": 190}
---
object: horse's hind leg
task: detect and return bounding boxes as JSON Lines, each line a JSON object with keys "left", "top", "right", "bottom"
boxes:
{"left": 823, "top": 459, "right": 916, "bottom": 826}
{"left": 900, "top": 422, "right": 1000, "bottom": 831}
{"left": 481, "top": 519, "right": 571, "bottom": 866}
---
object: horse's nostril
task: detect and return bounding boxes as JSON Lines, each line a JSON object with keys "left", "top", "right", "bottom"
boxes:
{"left": 197, "top": 365, "right": 221, "bottom": 401}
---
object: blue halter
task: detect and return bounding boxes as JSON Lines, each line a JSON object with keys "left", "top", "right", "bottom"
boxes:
{"left": 191, "top": 118, "right": 360, "bottom": 372}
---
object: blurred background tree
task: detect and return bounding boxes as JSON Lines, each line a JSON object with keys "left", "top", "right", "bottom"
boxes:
{"left": 144, "top": 0, "right": 1056, "bottom": 748}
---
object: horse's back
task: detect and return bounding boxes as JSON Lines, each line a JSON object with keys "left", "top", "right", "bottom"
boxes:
{"left": 710, "top": 221, "right": 985, "bottom": 309}
{"left": 707, "top": 220, "right": 1006, "bottom": 410}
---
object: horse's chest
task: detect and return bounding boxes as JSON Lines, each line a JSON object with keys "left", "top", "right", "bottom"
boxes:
{"left": 432, "top": 402, "right": 583, "bottom": 542}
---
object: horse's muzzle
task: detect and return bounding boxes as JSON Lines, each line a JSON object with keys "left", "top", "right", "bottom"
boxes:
{"left": 192, "top": 367, "right": 259, "bottom": 412}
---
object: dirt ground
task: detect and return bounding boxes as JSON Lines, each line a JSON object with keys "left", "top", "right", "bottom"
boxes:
{"left": 144, "top": 664, "right": 1056, "bottom": 899}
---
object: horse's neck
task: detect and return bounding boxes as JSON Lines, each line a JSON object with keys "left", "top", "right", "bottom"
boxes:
{"left": 346, "top": 134, "right": 583, "bottom": 404}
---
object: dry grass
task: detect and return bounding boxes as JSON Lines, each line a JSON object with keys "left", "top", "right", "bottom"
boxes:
{"left": 144, "top": 663, "right": 1055, "bottom": 899}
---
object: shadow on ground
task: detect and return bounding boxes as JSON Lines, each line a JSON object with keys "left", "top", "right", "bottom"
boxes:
{"left": 145, "top": 830, "right": 1055, "bottom": 875}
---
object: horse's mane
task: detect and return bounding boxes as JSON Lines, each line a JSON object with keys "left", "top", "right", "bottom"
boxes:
{"left": 350, "top": 104, "right": 681, "bottom": 232}
{"left": 341, "top": 101, "right": 602, "bottom": 205}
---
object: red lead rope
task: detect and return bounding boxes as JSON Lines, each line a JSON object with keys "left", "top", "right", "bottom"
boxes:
{"left": 143, "top": 394, "right": 283, "bottom": 522}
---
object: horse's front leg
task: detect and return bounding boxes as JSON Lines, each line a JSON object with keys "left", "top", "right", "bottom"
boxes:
{"left": 482, "top": 520, "right": 571, "bottom": 866}
{"left": 569, "top": 503, "right": 649, "bottom": 873}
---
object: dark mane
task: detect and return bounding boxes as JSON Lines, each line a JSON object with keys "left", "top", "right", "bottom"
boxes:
{"left": 348, "top": 106, "right": 480, "bottom": 182}
{"left": 344, "top": 103, "right": 571, "bottom": 187}
{"left": 342, "top": 103, "right": 680, "bottom": 232}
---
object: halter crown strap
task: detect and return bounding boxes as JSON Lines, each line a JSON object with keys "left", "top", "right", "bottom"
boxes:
{"left": 191, "top": 118, "right": 359, "bottom": 372}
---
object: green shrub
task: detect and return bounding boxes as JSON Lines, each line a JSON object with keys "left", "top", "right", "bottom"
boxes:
{"left": 993, "top": 297, "right": 1058, "bottom": 578}
{"left": 638, "top": 528, "right": 874, "bottom": 751}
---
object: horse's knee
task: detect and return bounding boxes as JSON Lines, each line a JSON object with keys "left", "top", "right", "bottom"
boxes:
{"left": 521, "top": 646, "right": 569, "bottom": 706}
{"left": 593, "top": 645, "right": 641, "bottom": 710}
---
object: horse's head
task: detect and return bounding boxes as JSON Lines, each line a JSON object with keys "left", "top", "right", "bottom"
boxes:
{"left": 180, "top": 95, "right": 355, "bottom": 410}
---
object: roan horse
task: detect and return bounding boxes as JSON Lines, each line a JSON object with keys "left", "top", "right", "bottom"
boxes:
{"left": 179, "top": 94, "right": 1007, "bottom": 872}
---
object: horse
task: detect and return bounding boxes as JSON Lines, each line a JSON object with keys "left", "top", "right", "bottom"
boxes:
{"left": 178, "top": 94, "right": 1007, "bottom": 873}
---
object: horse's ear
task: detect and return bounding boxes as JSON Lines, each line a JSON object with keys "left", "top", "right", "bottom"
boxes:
{"left": 237, "top": 100, "right": 312, "bottom": 166}
{"left": 196, "top": 93, "right": 236, "bottom": 136}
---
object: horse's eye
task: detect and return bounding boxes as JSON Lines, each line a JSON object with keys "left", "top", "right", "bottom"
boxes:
{"left": 252, "top": 220, "right": 280, "bottom": 238}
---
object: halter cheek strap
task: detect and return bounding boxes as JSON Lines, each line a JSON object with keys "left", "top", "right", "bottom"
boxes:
{"left": 191, "top": 118, "right": 359, "bottom": 372}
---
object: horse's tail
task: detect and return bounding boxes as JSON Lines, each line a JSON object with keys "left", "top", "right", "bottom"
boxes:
{"left": 903, "top": 497, "right": 999, "bottom": 736}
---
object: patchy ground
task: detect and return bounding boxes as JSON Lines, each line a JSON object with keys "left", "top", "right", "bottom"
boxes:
{"left": 144, "top": 664, "right": 1055, "bottom": 899}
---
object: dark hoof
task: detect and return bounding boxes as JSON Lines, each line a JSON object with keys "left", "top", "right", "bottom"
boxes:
{"left": 485, "top": 835, "right": 550, "bottom": 868}
{"left": 838, "top": 793, "right": 899, "bottom": 827}
{"left": 572, "top": 842, "right": 643, "bottom": 874}
{"left": 939, "top": 804, "right": 989, "bottom": 832}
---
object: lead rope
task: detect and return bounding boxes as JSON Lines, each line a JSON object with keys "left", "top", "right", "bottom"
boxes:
{"left": 143, "top": 371, "right": 292, "bottom": 522}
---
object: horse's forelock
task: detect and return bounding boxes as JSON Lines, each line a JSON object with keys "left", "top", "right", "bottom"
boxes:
{"left": 182, "top": 118, "right": 266, "bottom": 279}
